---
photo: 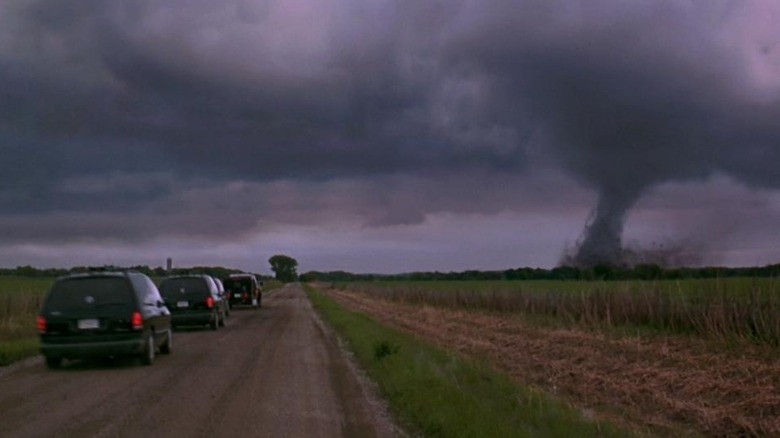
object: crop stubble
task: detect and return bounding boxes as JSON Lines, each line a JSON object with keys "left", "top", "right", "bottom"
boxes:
{"left": 321, "top": 286, "right": 780, "bottom": 436}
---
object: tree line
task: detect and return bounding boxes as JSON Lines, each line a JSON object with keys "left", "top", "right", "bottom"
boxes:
{"left": 299, "top": 263, "right": 780, "bottom": 282}
{"left": 6, "top": 260, "right": 780, "bottom": 282}
{"left": 0, "top": 254, "right": 300, "bottom": 283}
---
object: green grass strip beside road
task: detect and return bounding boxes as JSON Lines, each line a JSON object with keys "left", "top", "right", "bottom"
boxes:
{"left": 0, "top": 338, "right": 38, "bottom": 367}
{"left": 305, "top": 285, "right": 628, "bottom": 438}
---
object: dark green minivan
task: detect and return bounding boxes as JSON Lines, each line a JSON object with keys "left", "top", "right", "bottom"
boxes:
{"left": 159, "top": 275, "right": 227, "bottom": 330}
{"left": 37, "top": 272, "right": 173, "bottom": 369}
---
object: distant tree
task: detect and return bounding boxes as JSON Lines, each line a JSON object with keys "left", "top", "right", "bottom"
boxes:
{"left": 549, "top": 266, "right": 581, "bottom": 280}
{"left": 269, "top": 254, "right": 298, "bottom": 283}
{"left": 632, "top": 263, "right": 663, "bottom": 280}
{"left": 299, "top": 271, "right": 318, "bottom": 283}
{"left": 592, "top": 264, "right": 614, "bottom": 281}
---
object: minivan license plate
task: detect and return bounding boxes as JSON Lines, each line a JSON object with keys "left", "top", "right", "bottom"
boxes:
{"left": 234, "top": 294, "right": 242, "bottom": 298}
{"left": 177, "top": 301, "right": 189, "bottom": 308}
{"left": 78, "top": 319, "right": 99, "bottom": 330}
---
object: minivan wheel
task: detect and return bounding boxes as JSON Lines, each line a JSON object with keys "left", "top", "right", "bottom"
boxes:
{"left": 45, "top": 356, "right": 62, "bottom": 369}
{"left": 141, "top": 334, "right": 155, "bottom": 365}
{"left": 160, "top": 329, "right": 172, "bottom": 354}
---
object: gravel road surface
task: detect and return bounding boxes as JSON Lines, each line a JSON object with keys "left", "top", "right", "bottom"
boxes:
{"left": 0, "top": 283, "right": 396, "bottom": 438}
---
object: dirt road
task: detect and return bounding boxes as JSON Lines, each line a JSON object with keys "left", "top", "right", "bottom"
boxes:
{"left": 0, "top": 284, "right": 396, "bottom": 438}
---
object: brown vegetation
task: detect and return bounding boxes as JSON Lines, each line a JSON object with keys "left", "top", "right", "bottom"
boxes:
{"left": 345, "top": 279, "right": 780, "bottom": 346}
{"left": 319, "top": 285, "right": 780, "bottom": 436}
{"left": 0, "top": 283, "right": 47, "bottom": 342}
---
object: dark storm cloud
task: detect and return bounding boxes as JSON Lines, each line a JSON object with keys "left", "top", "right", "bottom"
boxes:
{"left": 1, "top": 0, "right": 779, "bottom": 256}
{"left": 2, "top": 0, "right": 516, "bottom": 186}
{"left": 437, "top": 0, "right": 780, "bottom": 264}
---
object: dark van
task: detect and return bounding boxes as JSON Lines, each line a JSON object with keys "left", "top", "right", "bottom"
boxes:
{"left": 159, "top": 275, "right": 227, "bottom": 330}
{"left": 37, "top": 272, "right": 172, "bottom": 369}
{"left": 223, "top": 274, "right": 262, "bottom": 309}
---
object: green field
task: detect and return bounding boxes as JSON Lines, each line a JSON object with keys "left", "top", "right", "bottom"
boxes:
{"left": 334, "top": 278, "right": 780, "bottom": 345}
{"left": 0, "top": 277, "right": 52, "bottom": 340}
{"left": 0, "top": 277, "right": 52, "bottom": 365}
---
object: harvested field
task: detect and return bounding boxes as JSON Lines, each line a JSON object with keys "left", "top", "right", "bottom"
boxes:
{"left": 319, "top": 285, "right": 780, "bottom": 437}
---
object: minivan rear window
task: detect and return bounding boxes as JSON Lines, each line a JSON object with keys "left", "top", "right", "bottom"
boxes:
{"left": 159, "top": 278, "right": 210, "bottom": 301}
{"left": 44, "top": 277, "right": 133, "bottom": 311}
{"left": 223, "top": 278, "right": 253, "bottom": 293}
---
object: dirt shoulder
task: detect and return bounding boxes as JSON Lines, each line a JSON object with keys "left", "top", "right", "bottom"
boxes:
{"left": 322, "top": 286, "right": 780, "bottom": 436}
{"left": 0, "top": 284, "right": 397, "bottom": 438}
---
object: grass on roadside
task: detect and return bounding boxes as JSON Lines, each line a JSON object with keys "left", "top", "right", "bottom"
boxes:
{"left": 262, "top": 279, "right": 285, "bottom": 292}
{"left": 0, "top": 338, "right": 39, "bottom": 367}
{"left": 305, "top": 284, "right": 629, "bottom": 438}
{"left": 0, "top": 277, "right": 52, "bottom": 366}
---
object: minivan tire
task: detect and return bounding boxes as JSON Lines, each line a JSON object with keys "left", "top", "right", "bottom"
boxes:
{"left": 45, "top": 356, "right": 62, "bottom": 369}
{"left": 160, "top": 329, "right": 172, "bottom": 354}
{"left": 141, "top": 334, "right": 155, "bottom": 365}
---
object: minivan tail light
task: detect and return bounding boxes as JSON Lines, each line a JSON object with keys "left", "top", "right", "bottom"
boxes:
{"left": 131, "top": 311, "right": 143, "bottom": 330}
{"left": 206, "top": 296, "right": 214, "bottom": 309}
{"left": 36, "top": 316, "right": 46, "bottom": 334}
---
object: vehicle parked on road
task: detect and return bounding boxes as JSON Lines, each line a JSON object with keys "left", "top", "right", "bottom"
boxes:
{"left": 37, "top": 271, "right": 172, "bottom": 369}
{"left": 223, "top": 274, "right": 262, "bottom": 309}
{"left": 213, "top": 277, "right": 229, "bottom": 317}
{"left": 159, "top": 275, "right": 227, "bottom": 330}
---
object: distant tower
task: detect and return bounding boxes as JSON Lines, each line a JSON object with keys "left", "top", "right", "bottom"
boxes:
{"left": 166, "top": 258, "right": 172, "bottom": 272}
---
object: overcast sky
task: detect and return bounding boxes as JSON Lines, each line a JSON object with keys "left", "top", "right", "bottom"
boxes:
{"left": 1, "top": 0, "right": 779, "bottom": 274}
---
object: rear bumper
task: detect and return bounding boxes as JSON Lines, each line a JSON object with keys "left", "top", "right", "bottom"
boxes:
{"left": 41, "top": 337, "right": 145, "bottom": 359}
{"left": 228, "top": 294, "right": 261, "bottom": 306}
{"left": 171, "top": 311, "right": 215, "bottom": 327}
